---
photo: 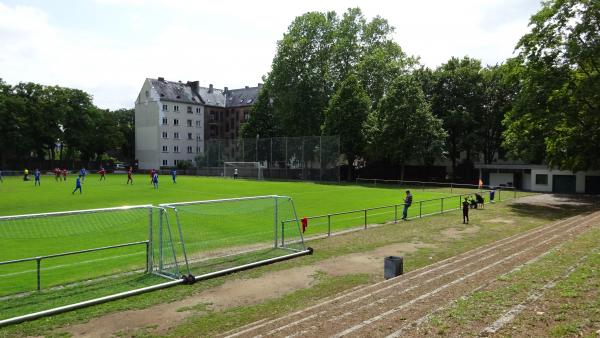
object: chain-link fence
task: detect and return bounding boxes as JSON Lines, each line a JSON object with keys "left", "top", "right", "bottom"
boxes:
{"left": 197, "top": 136, "right": 340, "bottom": 181}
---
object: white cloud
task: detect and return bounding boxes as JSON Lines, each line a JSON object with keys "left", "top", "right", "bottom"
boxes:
{"left": 0, "top": 0, "right": 540, "bottom": 109}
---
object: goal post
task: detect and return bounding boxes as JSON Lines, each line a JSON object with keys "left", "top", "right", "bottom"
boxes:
{"left": 224, "top": 161, "right": 263, "bottom": 180}
{"left": 158, "top": 195, "right": 309, "bottom": 277}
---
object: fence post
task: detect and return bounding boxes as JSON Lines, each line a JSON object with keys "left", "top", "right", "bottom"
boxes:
{"left": 441, "top": 198, "right": 444, "bottom": 214}
{"left": 145, "top": 241, "right": 150, "bottom": 273}
{"left": 147, "top": 207, "right": 153, "bottom": 273}
{"left": 281, "top": 221, "right": 285, "bottom": 247}
{"left": 364, "top": 210, "right": 367, "bottom": 229}
{"left": 499, "top": 189, "right": 502, "bottom": 202}
{"left": 450, "top": 183, "right": 453, "bottom": 194}
{"left": 420, "top": 201, "right": 422, "bottom": 218}
{"left": 36, "top": 258, "right": 41, "bottom": 291}
{"left": 394, "top": 205, "right": 398, "bottom": 223}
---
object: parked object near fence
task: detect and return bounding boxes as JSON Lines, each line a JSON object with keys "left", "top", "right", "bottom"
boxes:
{"left": 384, "top": 256, "right": 403, "bottom": 279}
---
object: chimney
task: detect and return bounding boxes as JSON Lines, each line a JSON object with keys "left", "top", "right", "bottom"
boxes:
{"left": 224, "top": 86, "right": 228, "bottom": 94}
{"left": 208, "top": 84, "right": 213, "bottom": 93}
{"left": 245, "top": 86, "right": 249, "bottom": 89}
{"left": 158, "top": 77, "right": 165, "bottom": 82}
{"left": 187, "top": 81, "right": 200, "bottom": 93}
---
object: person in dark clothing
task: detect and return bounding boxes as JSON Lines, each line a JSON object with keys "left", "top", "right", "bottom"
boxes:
{"left": 469, "top": 196, "right": 478, "bottom": 209}
{"left": 462, "top": 197, "right": 470, "bottom": 224}
{"left": 402, "top": 190, "right": 413, "bottom": 220}
{"left": 475, "top": 193, "right": 484, "bottom": 209}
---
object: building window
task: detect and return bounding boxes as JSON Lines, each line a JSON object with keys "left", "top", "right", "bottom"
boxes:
{"left": 174, "top": 105, "right": 179, "bottom": 112}
{"left": 145, "top": 90, "right": 149, "bottom": 98}
{"left": 162, "top": 145, "right": 168, "bottom": 152}
{"left": 162, "top": 160, "right": 168, "bottom": 166}
{"left": 174, "top": 132, "right": 179, "bottom": 139}
{"left": 173, "top": 160, "right": 178, "bottom": 166}
{"left": 195, "top": 120, "right": 201, "bottom": 127}
{"left": 162, "top": 118, "right": 168, "bottom": 125}
{"left": 197, "top": 135, "right": 202, "bottom": 141}
{"left": 173, "top": 119, "right": 179, "bottom": 126}
{"left": 173, "top": 146, "right": 179, "bottom": 153}
{"left": 535, "top": 174, "right": 548, "bottom": 185}
{"left": 210, "top": 112, "right": 215, "bottom": 121}
{"left": 244, "top": 111, "right": 250, "bottom": 121}
{"left": 162, "top": 104, "right": 168, "bottom": 111}
{"left": 162, "top": 131, "right": 168, "bottom": 138}
{"left": 187, "top": 133, "right": 193, "bottom": 140}
{"left": 187, "top": 106, "right": 192, "bottom": 113}
{"left": 196, "top": 107, "right": 201, "bottom": 114}
{"left": 187, "top": 146, "right": 193, "bottom": 153}
{"left": 187, "top": 119, "right": 192, "bottom": 127}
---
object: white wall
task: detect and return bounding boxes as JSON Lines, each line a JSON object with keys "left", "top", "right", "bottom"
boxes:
{"left": 530, "top": 169, "right": 600, "bottom": 193}
{"left": 490, "top": 173, "right": 514, "bottom": 187}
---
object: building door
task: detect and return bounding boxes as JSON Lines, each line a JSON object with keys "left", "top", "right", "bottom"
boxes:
{"left": 585, "top": 176, "right": 600, "bottom": 194}
{"left": 552, "top": 175, "right": 576, "bottom": 194}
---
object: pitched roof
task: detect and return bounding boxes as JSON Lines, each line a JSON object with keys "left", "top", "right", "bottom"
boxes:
{"left": 148, "top": 78, "right": 259, "bottom": 108}
{"left": 149, "top": 79, "right": 203, "bottom": 104}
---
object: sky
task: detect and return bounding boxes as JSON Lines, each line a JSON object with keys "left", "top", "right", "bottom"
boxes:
{"left": 0, "top": 0, "right": 542, "bottom": 110}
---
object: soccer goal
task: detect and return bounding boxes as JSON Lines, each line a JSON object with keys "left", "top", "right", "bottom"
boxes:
{"left": 158, "top": 195, "right": 310, "bottom": 277}
{"left": 224, "top": 161, "right": 264, "bottom": 180}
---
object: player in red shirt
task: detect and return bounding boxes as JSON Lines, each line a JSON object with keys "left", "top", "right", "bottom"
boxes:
{"left": 54, "top": 168, "right": 61, "bottom": 182}
{"left": 127, "top": 167, "right": 133, "bottom": 185}
{"left": 99, "top": 167, "right": 106, "bottom": 181}
{"left": 62, "top": 169, "right": 68, "bottom": 181}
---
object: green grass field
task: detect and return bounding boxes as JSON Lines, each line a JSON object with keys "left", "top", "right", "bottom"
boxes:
{"left": 0, "top": 173, "right": 517, "bottom": 320}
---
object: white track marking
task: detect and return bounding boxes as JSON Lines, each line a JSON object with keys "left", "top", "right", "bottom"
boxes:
{"left": 222, "top": 214, "right": 588, "bottom": 338}
{"left": 478, "top": 250, "right": 596, "bottom": 337}
{"left": 331, "top": 220, "right": 594, "bottom": 337}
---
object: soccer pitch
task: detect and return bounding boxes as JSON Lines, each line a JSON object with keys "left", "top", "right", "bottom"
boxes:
{"left": 0, "top": 174, "right": 483, "bottom": 300}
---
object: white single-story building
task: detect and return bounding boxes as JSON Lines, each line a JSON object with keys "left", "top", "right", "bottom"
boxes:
{"left": 474, "top": 164, "right": 600, "bottom": 194}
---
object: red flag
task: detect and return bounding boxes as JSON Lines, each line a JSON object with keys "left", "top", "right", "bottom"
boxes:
{"left": 301, "top": 217, "right": 308, "bottom": 233}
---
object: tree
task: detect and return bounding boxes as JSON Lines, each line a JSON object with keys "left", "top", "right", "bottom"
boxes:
{"left": 504, "top": 0, "right": 600, "bottom": 170}
{"left": 367, "top": 75, "right": 446, "bottom": 179}
{"left": 428, "top": 57, "right": 485, "bottom": 177}
{"left": 113, "top": 108, "right": 135, "bottom": 162}
{"left": 322, "top": 73, "right": 370, "bottom": 180}
{"left": 240, "top": 84, "right": 281, "bottom": 138}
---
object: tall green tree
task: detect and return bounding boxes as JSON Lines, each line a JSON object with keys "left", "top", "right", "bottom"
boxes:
{"left": 428, "top": 57, "right": 485, "bottom": 177}
{"left": 322, "top": 73, "right": 370, "bottom": 180}
{"left": 503, "top": 0, "right": 600, "bottom": 170}
{"left": 367, "top": 75, "right": 446, "bottom": 179}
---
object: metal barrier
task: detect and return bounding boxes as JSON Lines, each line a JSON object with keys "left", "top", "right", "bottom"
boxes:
{"left": 355, "top": 178, "right": 518, "bottom": 197}
{"left": 282, "top": 189, "right": 519, "bottom": 239}
{"left": 0, "top": 241, "right": 149, "bottom": 291}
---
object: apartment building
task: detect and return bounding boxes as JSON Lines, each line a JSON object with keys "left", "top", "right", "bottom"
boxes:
{"left": 135, "top": 77, "right": 259, "bottom": 169}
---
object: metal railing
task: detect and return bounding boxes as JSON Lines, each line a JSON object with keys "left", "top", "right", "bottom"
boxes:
{"left": 281, "top": 189, "right": 516, "bottom": 240}
{"left": 0, "top": 240, "right": 149, "bottom": 291}
{"left": 355, "top": 178, "right": 518, "bottom": 196}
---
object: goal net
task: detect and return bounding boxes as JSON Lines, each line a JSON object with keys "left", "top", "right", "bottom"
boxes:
{"left": 224, "top": 161, "right": 263, "bottom": 180}
{"left": 158, "top": 195, "right": 306, "bottom": 277}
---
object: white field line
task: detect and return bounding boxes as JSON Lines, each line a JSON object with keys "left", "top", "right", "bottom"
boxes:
{"left": 330, "top": 220, "right": 594, "bottom": 338}
{"left": 385, "top": 248, "right": 559, "bottom": 337}
{"left": 222, "top": 213, "right": 588, "bottom": 338}
{"left": 477, "top": 249, "right": 597, "bottom": 337}
{"left": 307, "top": 215, "right": 594, "bottom": 330}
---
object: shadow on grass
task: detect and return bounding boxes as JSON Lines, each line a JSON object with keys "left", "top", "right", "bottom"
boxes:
{"left": 508, "top": 194, "right": 600, "bottom": 221}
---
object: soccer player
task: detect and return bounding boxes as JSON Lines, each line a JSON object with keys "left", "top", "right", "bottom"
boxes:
{"left": 150, "top": 169, "right": 155, "bottom": 184}
{"left": 54, "top": 168, "right": 61, "bottom": 182}
{"left": 127, "top": 167, "right": 133, "bottom": 185}
{"left": 401, "top": 190, "right": 412, "bottom": 221}
{"left": 171, "top": 169, "right": 177, "bottom": 184}
{"left": 79, "top": 168, "right": 86, "bottom": 182}
{"left": 23, "top": 168, "right": 29, "bottom": 181}
{"left": 62, "top": 168, "right": 68, "bottom": 181}
{"left": 233, "top": 168, "right": 238, "bottom": 180}
{"left": 34, "top": 169, "right": 41, "bottom": 186}
{"left": 72, "top": 175, "right": 82, "bottom": 194}
{"left": 99, "top": 167, "right": 106, "bottom": 181}
{"left": 152, "top": 172, "right": 158, "bottom": 189}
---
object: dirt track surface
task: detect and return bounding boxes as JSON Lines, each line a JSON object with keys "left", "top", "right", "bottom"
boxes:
{"left": 221, "top": 210, "right": 600, "bottom": 338}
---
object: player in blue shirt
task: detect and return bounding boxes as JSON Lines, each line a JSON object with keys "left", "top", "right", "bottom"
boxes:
{"left": 79, "top": 168, "right": 86, "bottom": 182}
{"left": 34, "top": 169, "right": 41, "bottom": 186}
{"left": 152, "top": 172, "right": 159, "bottom": 189}
{"left": 72, "top": 176, "right": 82, "bottom": 194}
{"left": 171, "top": 169, "right": 177, "bottom": 184}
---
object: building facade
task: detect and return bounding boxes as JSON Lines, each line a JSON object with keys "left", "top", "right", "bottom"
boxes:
{"left": 135, "top": 77, "right": 259, "bottom": 170}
